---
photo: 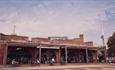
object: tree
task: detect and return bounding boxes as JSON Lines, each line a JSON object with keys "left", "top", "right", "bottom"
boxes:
{"left": 107, "top": 32, "right": 115, "bottom": 57}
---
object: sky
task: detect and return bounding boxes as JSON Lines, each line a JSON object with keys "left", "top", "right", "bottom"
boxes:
{"left": 0, "top": 0, "right": 115, "bottom": 46}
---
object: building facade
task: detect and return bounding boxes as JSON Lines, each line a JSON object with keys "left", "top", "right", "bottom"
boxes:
{"left": 0, "top": 33, "right": 98, "bottom": 65}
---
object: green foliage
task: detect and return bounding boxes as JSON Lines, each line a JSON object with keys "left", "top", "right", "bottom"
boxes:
{"left": 107, "top": 32, "right": 115, "bottom": 56}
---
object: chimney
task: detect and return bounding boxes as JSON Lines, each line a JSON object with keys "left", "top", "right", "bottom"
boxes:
{"left": 79, "top": 34, "right": 84, "bottom": 42}
{"left": 79, "top": 34, "right": 83, "bottom": 38}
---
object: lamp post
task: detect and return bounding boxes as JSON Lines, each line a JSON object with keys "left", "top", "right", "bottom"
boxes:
{"left": 101, "top": 30, "right": 107, "bottom": 63}
{"left": 100, "top": 19, "right": 108, "bottom": 63}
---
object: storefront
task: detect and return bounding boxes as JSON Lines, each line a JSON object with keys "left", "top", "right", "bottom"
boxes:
{"left": 0, "top": 42, "right": 98, "bottom": 65}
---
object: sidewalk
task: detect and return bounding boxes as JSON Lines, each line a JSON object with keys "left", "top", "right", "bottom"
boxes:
{"left": 1, "top": 63, "right": 115, "bottom": 70}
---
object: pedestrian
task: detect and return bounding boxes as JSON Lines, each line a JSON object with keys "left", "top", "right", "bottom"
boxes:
{"left": 52, "top": 58, "right": 55, "bottom": 63}
{"left": 36, "top": 59, "right": 40, "bottom": 66}
{"left": 11, "top": 59, "right": 19, "bottom": 67}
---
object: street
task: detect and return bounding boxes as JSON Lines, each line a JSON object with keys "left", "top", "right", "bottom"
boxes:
{"left": 0, "top": 63, "right": 115, "bottom": 70}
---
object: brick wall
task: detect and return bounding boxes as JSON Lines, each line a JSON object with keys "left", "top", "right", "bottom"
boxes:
{"left": 84, "top": 41, "right": 93, "bottom": 46}
{"left": 32, "top": 37, "right": 49, "bottom": 43}
{"left": 31, "top": 34, "right": 86, "bottom": 45}
{"left": 0, "top": 43, "right": 5, "bottom": 64}
{"left": 0, "top": 33, "right": 29, "bottom": 42}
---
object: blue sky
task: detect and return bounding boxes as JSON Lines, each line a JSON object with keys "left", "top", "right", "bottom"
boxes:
{"left": 0, "top": 0, "right": 115, "bottom": 46}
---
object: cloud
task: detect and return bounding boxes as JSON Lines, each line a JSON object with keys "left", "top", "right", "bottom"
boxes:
{"left": 0, "top": 0, "right": 115, "bottom": 46}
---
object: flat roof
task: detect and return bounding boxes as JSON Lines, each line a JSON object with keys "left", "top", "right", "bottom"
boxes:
{"left": 6, "top": 41, "right": 99, "bottom": 50}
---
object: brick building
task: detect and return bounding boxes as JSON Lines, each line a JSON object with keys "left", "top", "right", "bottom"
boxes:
{"left": 0, "top": 33, "right": 98, "bottom": 65}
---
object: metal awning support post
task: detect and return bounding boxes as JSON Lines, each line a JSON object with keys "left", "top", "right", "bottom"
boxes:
{"left": 39, "top": 45, "right": 41, "bottom": 64}
{"left": 65, "top": 47, "right": 68, "bottom": 64}
{"left": 59, "top": 47, "right": 61, "bottom": 63}
{"left": 85, "top": 48, "right": 88, "bottom": 63}
{"left": 104, "top": 46, "right": 107, "bottom": 63}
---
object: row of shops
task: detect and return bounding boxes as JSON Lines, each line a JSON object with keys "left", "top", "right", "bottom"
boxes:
{"left": 0, "top": 41, "right": 98, "bottom": 65}
{"left": 0, "top": 33, "right": 99, "bottom": 65}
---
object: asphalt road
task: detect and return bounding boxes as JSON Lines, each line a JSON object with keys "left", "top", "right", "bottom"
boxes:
{"left": 0, "top": 63, "right": 115, "bottom": 70}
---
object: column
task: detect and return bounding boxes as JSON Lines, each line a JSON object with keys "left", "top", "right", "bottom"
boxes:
{"left": 55, "top": 49, "right": 60, "bottom": 63}
{"left": 3, "top": 44, "right": 8, "bottom": 65}
{"left": 77, "top": 49, "right": 80, "bottom": 63}
{"left": 86, "top": 48, "right": 88, "bottom": 63}
{"left": 59, "top": 48, "right": 61, "bottom": 63}
{"left": 65, "top": 47, "right": 68, "bottom": 64}
{"left": 104, "top": 48, "right": 107, "bottom": 63}
{"left": 95, "top": 50, "right": 98, "bottom": 63}
{"left": 92, "top": 50, "right": 98, "bottom": 63}
{"left": 39, "top": 47, "right": 41, "bottom": 64}
{"left": 35, "top": 48, "right": 38, "bottom": 61}
{"left": 31, "top": 48, "right": 35, "bottom": 62}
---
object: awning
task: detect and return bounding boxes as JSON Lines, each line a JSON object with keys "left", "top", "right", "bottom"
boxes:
{"left": 37, "top": 46, "right": 59, "bottom": 49}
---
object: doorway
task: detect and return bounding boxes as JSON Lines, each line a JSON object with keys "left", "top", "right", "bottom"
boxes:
{"left": 41, "top": 49, "right": 56, "bottom": 64}
{"left": 7, "top": 47, "right": 32, "bottom": 64}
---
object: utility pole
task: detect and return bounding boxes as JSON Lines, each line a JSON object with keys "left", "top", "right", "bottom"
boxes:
{"left": 101, "top": 23, "right": 107, "bottom": 63}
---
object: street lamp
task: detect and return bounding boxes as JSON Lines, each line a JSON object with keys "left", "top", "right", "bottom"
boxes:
{"left": 101, "top": 35, "right": 107, "bottom": 63}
